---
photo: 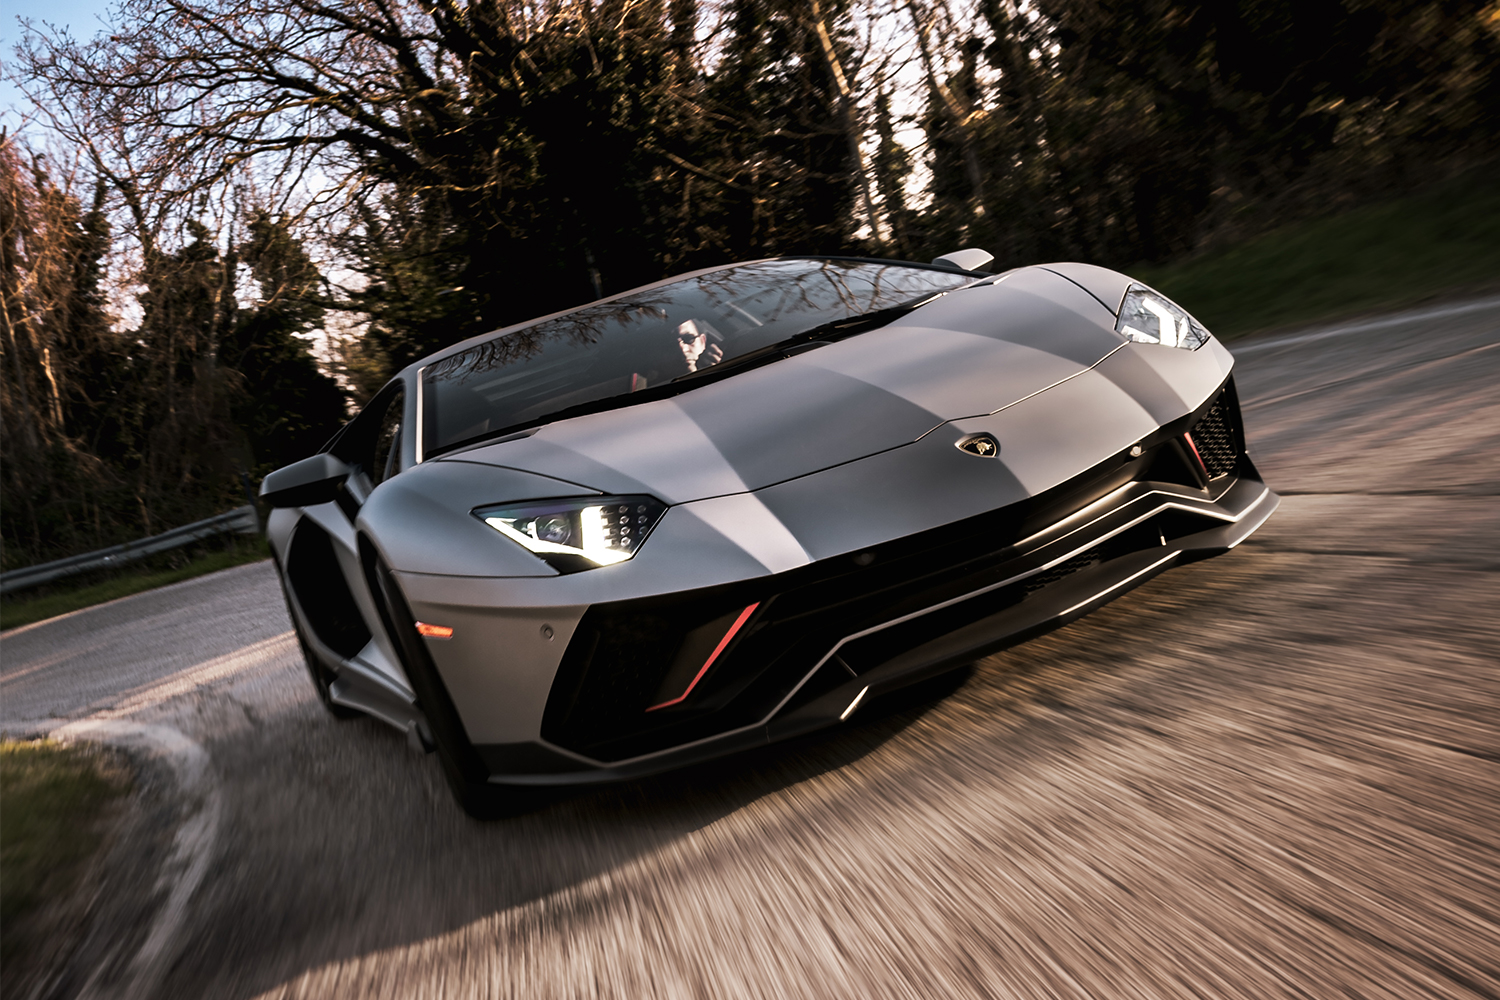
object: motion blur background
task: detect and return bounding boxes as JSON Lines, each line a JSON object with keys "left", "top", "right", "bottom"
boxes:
{"left": 3, "top": 0, "right": 1498, "bottom": 575}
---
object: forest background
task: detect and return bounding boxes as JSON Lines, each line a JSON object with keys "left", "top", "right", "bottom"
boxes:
{"left": 3, "top": 0, "right": 1498, "bottom": 573}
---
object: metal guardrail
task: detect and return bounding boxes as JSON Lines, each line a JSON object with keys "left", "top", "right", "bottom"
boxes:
{"left": 0, "top": 505, "right": 260, "bottom": 595}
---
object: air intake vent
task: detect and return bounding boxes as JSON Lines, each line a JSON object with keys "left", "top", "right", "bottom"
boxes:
{"left": 286, "top": 521, "right": 371, "bottom": 658}
{"left": 1023, "top": 548, "right": 1104, "bottom": 595}
{"left": 1189, "top": 393, "right": 1240, "bottom": 479}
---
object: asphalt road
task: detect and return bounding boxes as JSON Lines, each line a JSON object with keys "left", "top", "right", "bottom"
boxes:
{"left": 3, "top": 298, "right": 1498, "bottom": 999}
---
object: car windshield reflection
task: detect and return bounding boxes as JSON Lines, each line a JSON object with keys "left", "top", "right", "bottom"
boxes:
{"left": 420, "top": 258, "right": 970, "bottom": 457}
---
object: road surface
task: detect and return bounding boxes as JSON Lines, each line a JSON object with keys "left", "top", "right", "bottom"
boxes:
{"left": 3, "top": 297, "right": 1498, "bottom": 999}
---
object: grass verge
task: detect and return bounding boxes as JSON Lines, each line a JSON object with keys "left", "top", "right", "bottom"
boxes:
{"left": 0, "top": 739, "right": 131, "bottom": 975}
{"left": 0, "top": 536, "right": 271, "bottom": 631}
{"left": 1136, "top": 166, "right": 1500, "bottom": 339}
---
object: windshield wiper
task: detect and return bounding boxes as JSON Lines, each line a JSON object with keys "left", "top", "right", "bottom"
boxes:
{"left": 667, "top": 339, "right": 802, "bottom": 385}
{"left": 786, "top": 292, "right": 946, "bottom": 344}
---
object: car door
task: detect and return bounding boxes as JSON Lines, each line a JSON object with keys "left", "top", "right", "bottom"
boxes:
{"left": 295, "top": 379, "right": 419, "bottom": 703}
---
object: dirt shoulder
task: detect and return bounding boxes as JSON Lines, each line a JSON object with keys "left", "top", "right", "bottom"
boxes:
{"left": 0, "top": 738, "right": 184, "bottom": 1000}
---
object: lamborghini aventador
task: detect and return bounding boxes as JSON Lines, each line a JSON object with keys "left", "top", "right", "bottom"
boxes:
{"left": 261, "top": 250, "right": 1278, "bottom": 815}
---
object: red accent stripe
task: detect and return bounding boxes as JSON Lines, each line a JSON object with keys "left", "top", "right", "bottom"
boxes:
{"left": 1182, "top": 432, "right": 1208, "bottom": 478}
{"left": 646, "top": 602, "right": 760, "bottom": 712}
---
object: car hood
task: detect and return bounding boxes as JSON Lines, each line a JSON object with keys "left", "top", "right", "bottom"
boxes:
{"left": 439, "top": 266, "right": 1125, "bottom": 504}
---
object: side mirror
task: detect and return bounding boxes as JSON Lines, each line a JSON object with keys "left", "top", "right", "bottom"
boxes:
{"left": 260, "top": 453, "right": 353, "bottom": 508}
{"left": 932, "top": 247, "right": 994, "bottom": 272}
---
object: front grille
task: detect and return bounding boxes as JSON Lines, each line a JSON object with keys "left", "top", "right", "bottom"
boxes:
{"left": 831, "top": 538, "right": 1134, "bottom": 675}
{"left": 1023, "top": 547, "right": 1104, "bottom": 595}
{"left": 1190, "top": 392, "right": 1241, "bottom": 479}
{"left": 544, "top": 508, "right": 1149, "bottom": 762}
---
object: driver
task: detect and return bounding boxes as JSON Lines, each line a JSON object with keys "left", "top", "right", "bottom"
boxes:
{"left": 629, "top": 316, "right": 726, "bottom": 392}
{"left": 675, "top": 318, "right": 724, "bottom": 373}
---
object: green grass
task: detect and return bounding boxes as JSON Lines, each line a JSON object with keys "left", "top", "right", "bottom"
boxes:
{"left": 0, "top": 538, "right": 271, "bottom": 631}
{"left": 1135, "top": 167, "right": 1500, "bottom": 339}
{"left": 0, "top": 740, "right": 130, "bottom": 970}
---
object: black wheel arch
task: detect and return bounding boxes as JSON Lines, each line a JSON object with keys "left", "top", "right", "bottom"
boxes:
{"left": 358, "top": 533, "right": 517, "bottom": 817}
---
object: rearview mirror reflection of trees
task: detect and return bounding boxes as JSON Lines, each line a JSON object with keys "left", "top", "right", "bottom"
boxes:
{"left": 4, "top": 0, "right": 1497, "bottom": 568}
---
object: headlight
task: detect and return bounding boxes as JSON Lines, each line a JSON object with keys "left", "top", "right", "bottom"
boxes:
{"left": 473, "top": 496, "right": 666, "bottom": 572}
{"left": 1116, "top": 283, "right": 1210, "bottom": 350}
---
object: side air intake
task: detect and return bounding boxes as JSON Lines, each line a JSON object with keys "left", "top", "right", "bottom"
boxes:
{"left": 286, "top": 520, "right": 371, "bottom": 658}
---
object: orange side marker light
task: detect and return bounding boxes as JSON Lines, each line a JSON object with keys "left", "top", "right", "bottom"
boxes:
{"left": 415, "top": 621, "right": 454, "bottom": 639}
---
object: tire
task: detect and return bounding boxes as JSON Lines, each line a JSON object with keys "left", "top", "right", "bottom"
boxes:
{"left": 363, "top": 548, "right": 532, "bottom": 819}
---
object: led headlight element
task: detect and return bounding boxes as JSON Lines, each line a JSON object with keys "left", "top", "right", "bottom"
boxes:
{"left": 474, "top": 496, "right": 666, "bottom": 572}
{"left": 1116, "top": 283, "right": 1210, "bottom": 350}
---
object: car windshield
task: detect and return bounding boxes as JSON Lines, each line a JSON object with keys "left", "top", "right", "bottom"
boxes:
{"left": 420, "top": 258, "right": 971, "bottom": 456}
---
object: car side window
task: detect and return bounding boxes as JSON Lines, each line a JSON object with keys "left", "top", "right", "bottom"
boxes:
{"left": 370, "top": 387, "right": 404, "bottom": 486}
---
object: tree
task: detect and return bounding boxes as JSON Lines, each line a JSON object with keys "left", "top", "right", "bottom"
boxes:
{"left": 1, "top": 135, "right": 133, "bottom": 564}
{"left": 913, "top": 0, "right": 1500, "bottom": 267}
{"left": 229, "top": 212, "right": 347, "bottom": 473}
{"left": 24, "top": 0, "right": 858, "bottom": 374}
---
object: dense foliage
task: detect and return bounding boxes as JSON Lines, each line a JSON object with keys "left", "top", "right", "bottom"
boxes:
{"left": 3, "top": 0, "right": 1497, "bottom": 569}
{"left": 2, "top": 145, "right": 344, "bottom": 565}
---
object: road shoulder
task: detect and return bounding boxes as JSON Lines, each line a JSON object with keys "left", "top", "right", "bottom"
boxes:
{"left": 0, "top": 722, "right": 223, "bottom": 1000}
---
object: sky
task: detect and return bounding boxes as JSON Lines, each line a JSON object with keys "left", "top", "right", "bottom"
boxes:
{"left": 2, "top": 0, "right": 117, "bottom": 128}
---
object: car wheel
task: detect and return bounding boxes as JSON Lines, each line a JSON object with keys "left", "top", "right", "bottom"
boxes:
{"left": 364, "top": 550, "right": 532, "bottom": 819}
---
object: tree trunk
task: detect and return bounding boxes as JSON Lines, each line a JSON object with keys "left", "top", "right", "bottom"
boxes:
{"left": 809, "top": 0, "right": 886, "bottom": 245}
{"left": 907, "top": 0, "right": 986, "bottom": 216}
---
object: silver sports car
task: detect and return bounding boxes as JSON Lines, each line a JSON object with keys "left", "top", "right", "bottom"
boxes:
{"left": 262, "top": 251, "right": 1278, "bottom": 816}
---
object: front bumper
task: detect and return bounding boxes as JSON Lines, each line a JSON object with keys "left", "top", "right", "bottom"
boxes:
{"left": 455, "top": 400, "right": 1278, "bottom": 786}
{"left": 399, "top": 378, "right": 1277, "bottom": 786}
{"left": 469, "top": 470, "right": 1276, "bottom": 785}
